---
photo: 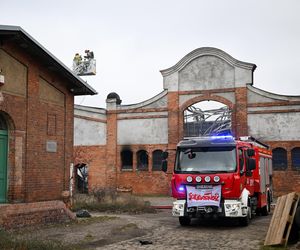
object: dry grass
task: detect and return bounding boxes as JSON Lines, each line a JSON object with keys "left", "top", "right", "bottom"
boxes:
{"left": 72, "top": 188, "right": 156, "bottom": 214}
{"left": 0, "top": 229, "right": 76, "bottom": 250}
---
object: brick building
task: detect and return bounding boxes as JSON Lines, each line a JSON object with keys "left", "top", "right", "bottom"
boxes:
{"left": 74, "top": 47, "right": 300, "bottom": 196}
{"left": 0, "top": 25, "right": 96, "bottom": 204}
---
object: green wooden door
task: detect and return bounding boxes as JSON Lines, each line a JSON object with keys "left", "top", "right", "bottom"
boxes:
{"left": 0, "top": 130, "right": 8, "bottom": 203}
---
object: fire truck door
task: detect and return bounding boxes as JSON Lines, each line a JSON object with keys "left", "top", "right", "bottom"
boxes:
{"left": 241, "top": 148, "right": 255, "bottom": 193}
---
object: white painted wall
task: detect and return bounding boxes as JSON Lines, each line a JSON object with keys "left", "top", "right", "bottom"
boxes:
{"left": 248, "top": 113, "right": 300, "bottom": 141}
{"left": 74, "top": 117, "right": 107, "bottom": 145}
{"left": 117, "top": 118, "right": 168, "bottom": 145}
{"left": 179, "top": 56, "right": 235, "bottom": 91}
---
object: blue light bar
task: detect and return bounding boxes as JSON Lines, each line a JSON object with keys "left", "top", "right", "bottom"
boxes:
{"left": 211, "top": 135, "right": 234, "bottom": 140}
{"left": 178, "top": 186, "right": 185, "bottom": 192}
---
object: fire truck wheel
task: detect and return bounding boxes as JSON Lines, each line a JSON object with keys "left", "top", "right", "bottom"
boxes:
{"left": 294, "top": 206, "right": 300, "bottom": 228}
{"left": 179, "top": 216, "right": 191, "bottom": 226}
{"left": 239, "top": 206, "right": 251, "bottom": 227}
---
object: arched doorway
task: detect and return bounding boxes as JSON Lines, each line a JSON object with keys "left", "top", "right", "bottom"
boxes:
{"left": 0, "top": 113, "right": 8, "bottom": 203}
{"left": 183, "top": 100, "right": 232, "bottom": 137}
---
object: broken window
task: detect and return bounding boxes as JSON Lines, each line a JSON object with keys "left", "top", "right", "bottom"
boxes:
{"left": 121, "top": 150, "right": 133, "bottom": 170}
{"left": 292, "top": 147, "right": 300, "bottom": 169}
{"left": 152, "top": 150, "right": 163, "bottom": 171}
{"left": 75, "top": 163, "right": 88, "bottom": 193}
{"left": 137, "top": 150, "right": 148, "bottom": 171}
{"left": 184, "top": 101, "right": 232, "bottom": 137}
{"left": 272, "top": 148, "right": 287, "bottom": 170}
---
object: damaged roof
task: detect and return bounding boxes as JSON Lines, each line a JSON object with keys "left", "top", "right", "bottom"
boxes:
{"left": 0, "top": 25, "right": 97, "bottom": 96}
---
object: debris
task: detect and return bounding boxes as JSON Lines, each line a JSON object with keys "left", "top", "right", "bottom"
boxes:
{"left": 76, "top": 209, "right": 91, "bottom": 218}
{"left": 139, "top": 240, "right": 153, "bottom": 245}
{"left": 264, "top": 192, "right": 300, "bottom": 247}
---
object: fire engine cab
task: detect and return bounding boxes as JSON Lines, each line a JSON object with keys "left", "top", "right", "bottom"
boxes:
{"left": 162, "top": 135, "right": 273, "bottom": 226}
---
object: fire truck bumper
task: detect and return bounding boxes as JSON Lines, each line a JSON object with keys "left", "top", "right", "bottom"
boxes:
{"left": 224, "top": 200, "right": 246, "bottom": 217}
{"left": 172, "top": 199, "right": 247, "bottom": 218}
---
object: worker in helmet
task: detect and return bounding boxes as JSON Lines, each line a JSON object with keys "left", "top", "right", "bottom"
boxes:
{"left": 84, "top": 50, "right": 94, "bottom": 60}
{"left": 73, "top": 53, "right": 82, "bottom": 65}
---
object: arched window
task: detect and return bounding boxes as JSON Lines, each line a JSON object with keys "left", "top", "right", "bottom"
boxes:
{"left": 152, "top": 150, "right": 163, "bottom": 171}
{"left": 121, "top": 150, "right": 133, "bottom": 170}
{"left": 137, "top": 150, "right": 148, "bottom": 171}
{"left": 291, "top": 147, "right": 300, "bottom": 169}
{"left": 183, "top": 101, "right": 231, "bottom": 137}
{"left": 272, "top": 148, "right": 287, "bottom": 170}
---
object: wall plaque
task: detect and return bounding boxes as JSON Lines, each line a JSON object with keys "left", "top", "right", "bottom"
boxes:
{"left": 46, "top": 140, "right": 57, "bottom": 153}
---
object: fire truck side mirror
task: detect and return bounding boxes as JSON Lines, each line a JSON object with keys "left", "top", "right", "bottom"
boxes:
{"left": 162, "top": 151, "right": 169, "bottom": 160}
{"left": 161, "top": 160, "right": 168, "bottom": 173}
{"left": 247, "top": 148, "right": 255, "bottom": 157}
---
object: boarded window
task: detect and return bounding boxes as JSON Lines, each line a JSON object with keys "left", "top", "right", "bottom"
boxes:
{"left": 291, "top": 147, "right": 300, "bottom": 169}
{"left": 137, "top": 150, "right": 148, "bottom": 171}
{"left": 47, "top": 114, "right": 56, "bottom": 135}
{"left": 152, "top": 150, "right": 163, "bottom": 171}
{"left": 272, "top": 148, "right": 287, "bottom": 170}
{"left": 121, "top": 150, "right": 133, "bottom": 170}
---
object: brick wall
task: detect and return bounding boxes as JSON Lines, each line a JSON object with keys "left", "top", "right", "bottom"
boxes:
{"left": 74, "top": 145, "right": 107, "bottom": 190}
{"left": 0, "top": 200, "right": 75, "bottom": 229}
{"left": 0, "top": 40, "right": 74, "bottom": 203}
{"left": 116, "top": 144, "right": 170, "bottom": 195}
{"left": 267, "top": 141, "right": 300, "bottom": 196}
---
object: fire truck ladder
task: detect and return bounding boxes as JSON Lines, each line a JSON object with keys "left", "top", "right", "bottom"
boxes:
{"left": 239, "top": 136, "right": 269, "bottom": 149}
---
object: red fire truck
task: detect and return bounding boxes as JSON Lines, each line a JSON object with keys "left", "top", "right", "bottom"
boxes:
{"left": 162, "top": 135, "right": 273, "bottom": 226}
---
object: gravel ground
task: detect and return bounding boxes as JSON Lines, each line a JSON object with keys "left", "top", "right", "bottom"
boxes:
{"left": 14, "top": 209, "right": 300, "bottom": 250}
{"left": 96, "top": 210, "right": 272, "bottom": 250}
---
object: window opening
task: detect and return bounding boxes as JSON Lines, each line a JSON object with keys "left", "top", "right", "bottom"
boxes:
{"left": 75, "top": 163, "right": 88, "bottom": 193}
{"left": 272, "top": 148, "right": 287, "bottom": 170}
{"left": 152, "top": 150, "right": 163, "bottom": 171}
{"left": 121, "top": 149, "right": 133, "bottom": 170}
{"left": 291, "top": 147, "right": 300, "bottom": 169}
{"left": 137, "top": 150, "right": 148, "bottom": 171}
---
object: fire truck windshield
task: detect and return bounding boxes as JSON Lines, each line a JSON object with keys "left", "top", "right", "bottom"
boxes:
{"left": 175, "top": 146, "right": 237, "bottom": 173}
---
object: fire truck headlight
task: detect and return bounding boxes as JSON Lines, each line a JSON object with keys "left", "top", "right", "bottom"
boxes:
{"left": 213, "top": 176, "right": 220, "bottom": 183}
{"left": 186, "top": 176, "right": 193, "bottom": 183}
{"left": 204, "top": 176, "right": 211, "bottom": 183}
{"left": 174, "top": 203, "right": 184, "bottom": 210}
{"left": 195, "top": 176, "right": 202, "bottom": 182}
{"left": 225, "top": 203, "right": 240, "bottom": 211}
{"left": 231, "top": 204, "right": 240, "bottom": 211}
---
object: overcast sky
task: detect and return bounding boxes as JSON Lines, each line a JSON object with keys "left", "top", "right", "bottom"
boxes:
{"left": 2, "top": 0, "right": 300, "bottom": 108}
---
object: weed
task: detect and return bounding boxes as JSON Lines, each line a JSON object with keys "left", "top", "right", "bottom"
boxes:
{"left": 0, "top": 229, "right": 76, "bottom": 250}
{"left": 72, "top": 189, "right": 156, "bottom": 214}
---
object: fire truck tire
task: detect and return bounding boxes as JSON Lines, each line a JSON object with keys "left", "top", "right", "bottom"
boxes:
{"left": 294, "top": 206, "right": 300, "bottom": 228}
{"left": 179, "top": 216, "right": 191, "bottom": 226}
{"left": 239, "top": 206, "right": 251, "bottom": 227}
